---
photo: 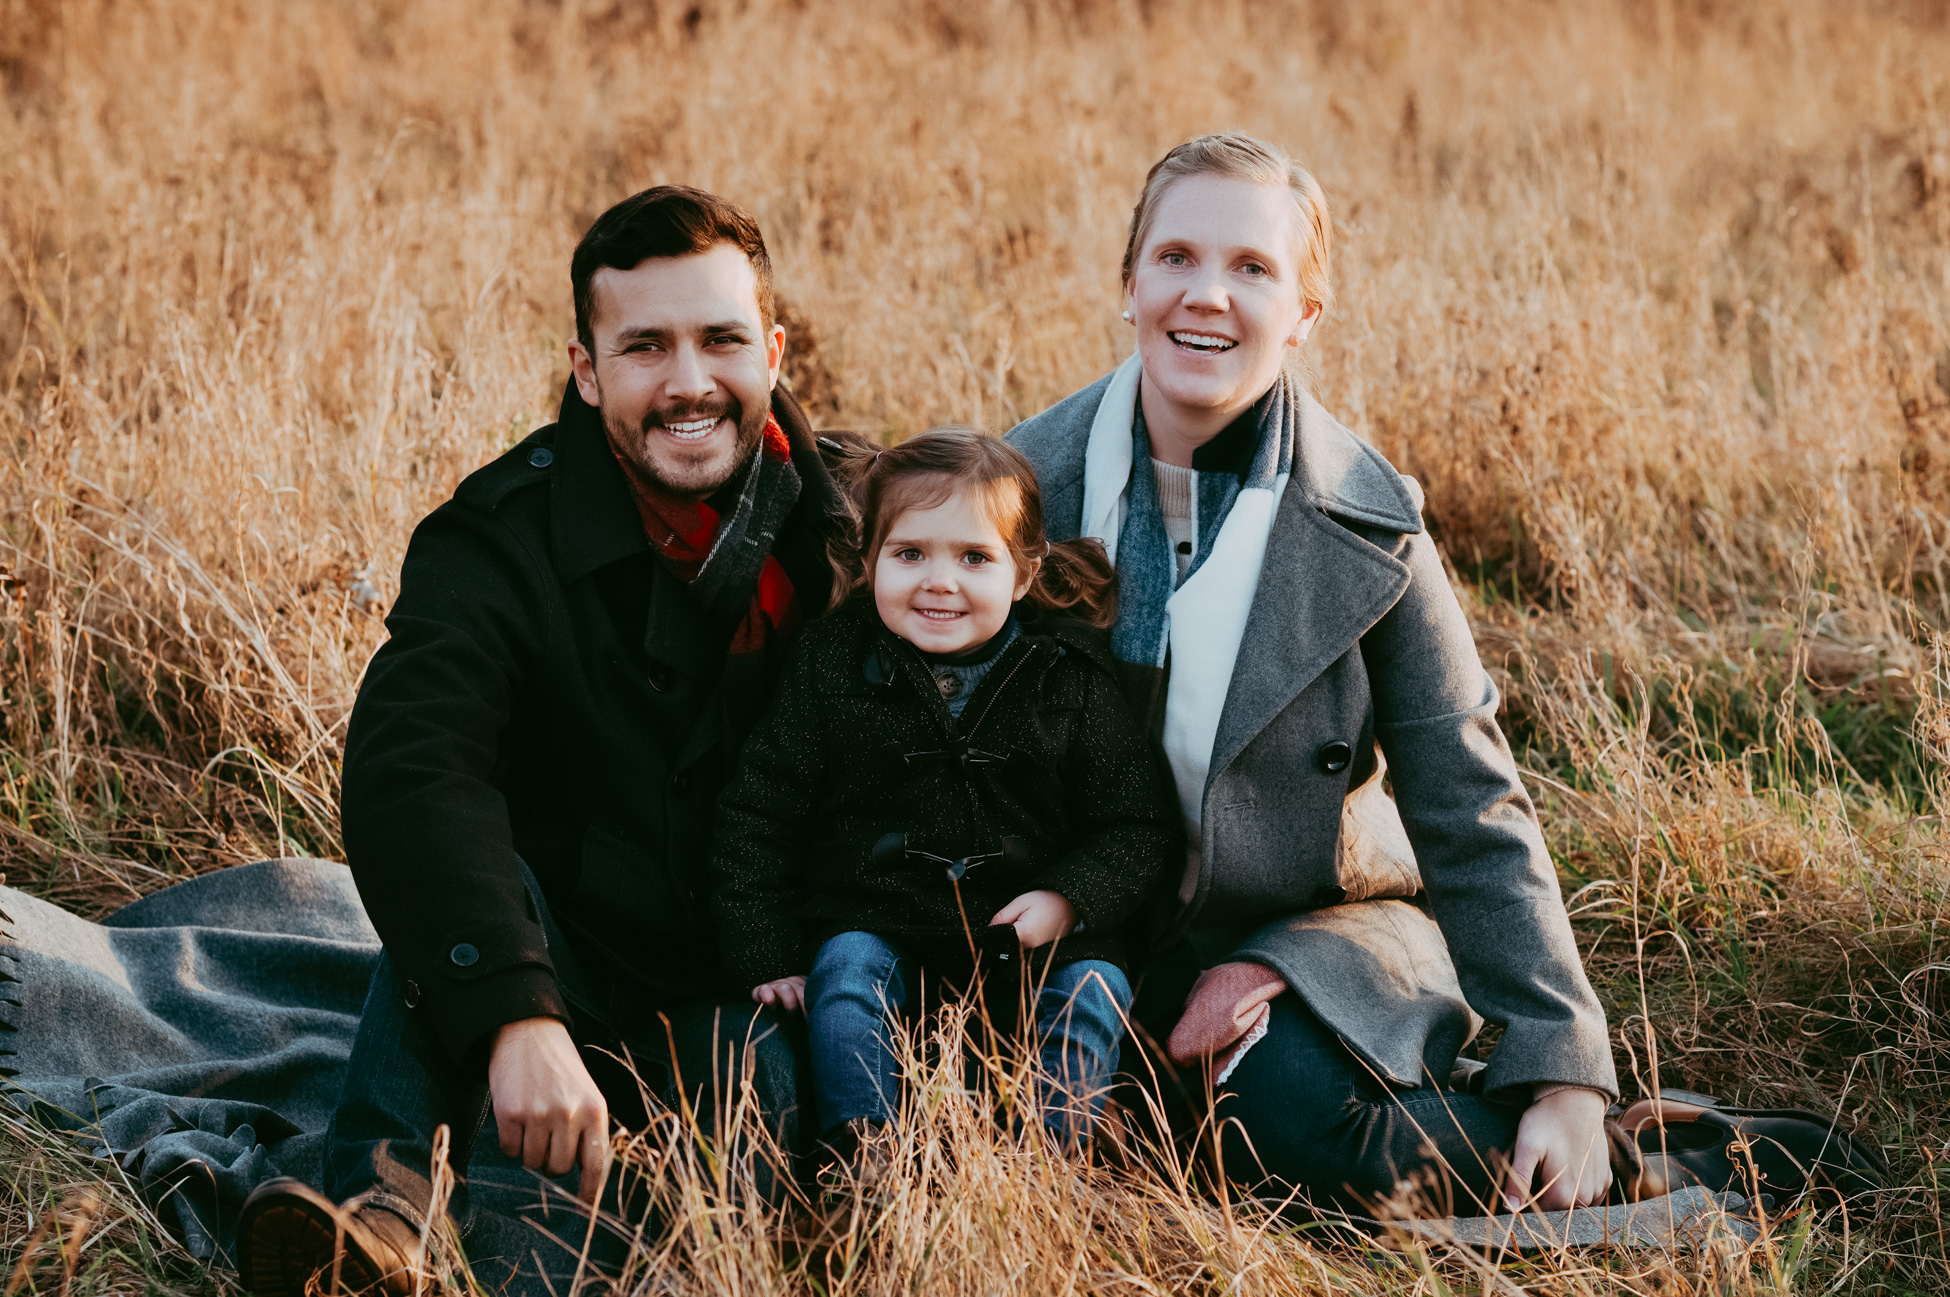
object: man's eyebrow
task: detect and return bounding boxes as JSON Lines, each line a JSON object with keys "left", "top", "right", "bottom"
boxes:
{"left": 609, "top": 320, "right": 756, "bottom": 344}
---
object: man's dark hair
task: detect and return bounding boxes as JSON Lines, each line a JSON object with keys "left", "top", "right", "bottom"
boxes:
{"left": 571, "top": 185, "right": 775, "bottom": 348}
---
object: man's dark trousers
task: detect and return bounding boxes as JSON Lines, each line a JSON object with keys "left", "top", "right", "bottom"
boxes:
{"left": 324, "top": 872, "right": 807, "bottom": 1292}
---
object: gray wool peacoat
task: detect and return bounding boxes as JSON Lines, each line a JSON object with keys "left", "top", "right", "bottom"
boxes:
{"left": 1007, "top": 372, "right": 1618, "bottom": 1102}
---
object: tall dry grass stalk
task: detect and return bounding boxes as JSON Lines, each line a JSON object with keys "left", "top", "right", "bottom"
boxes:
{"left": 3, "top": 0, "right": 1948, "bottom": 1291}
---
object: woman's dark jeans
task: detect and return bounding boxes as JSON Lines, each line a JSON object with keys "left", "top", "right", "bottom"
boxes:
{"left": 1148, "top": 995, "right": 1524, "bottom": 1216}
{"left": 805, "top": 930, "right": 1132, "bottom": 1143}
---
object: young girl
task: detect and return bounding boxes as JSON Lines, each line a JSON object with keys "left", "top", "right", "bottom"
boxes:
{"left": 710, "top": 430, "right": 1179, "bottom": 1150}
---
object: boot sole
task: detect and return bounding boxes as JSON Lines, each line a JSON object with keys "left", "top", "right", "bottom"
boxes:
{"left": 237, "top": 1181, "right": 403, "bottom": 1297}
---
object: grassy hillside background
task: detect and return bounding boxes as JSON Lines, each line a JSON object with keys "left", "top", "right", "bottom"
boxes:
{"left": 2, "top": 0, "right": 1947, "bottom": 1292}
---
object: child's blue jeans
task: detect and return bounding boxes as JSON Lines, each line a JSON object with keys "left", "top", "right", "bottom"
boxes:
{"left": 804, "top": 930, "right": 1131, "bottom": 1143}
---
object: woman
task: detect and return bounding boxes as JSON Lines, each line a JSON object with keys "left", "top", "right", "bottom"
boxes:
{"left": 1006, "top": 133, "right": 1617, "bottom": 1214}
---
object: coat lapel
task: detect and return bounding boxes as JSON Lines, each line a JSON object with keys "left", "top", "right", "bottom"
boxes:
{"left": 1013, "top": 375, "right": 1427, "bottom": 795}
{"left": 1207, "top": 396, "right": 1420, "bottom": 785}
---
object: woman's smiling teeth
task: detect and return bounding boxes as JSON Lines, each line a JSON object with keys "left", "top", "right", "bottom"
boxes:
{"left": 661, "top": 416, "right": 722, "bottom": 442}
{"left": 1169, "top": 331, "right": 1236, "bottom": 353}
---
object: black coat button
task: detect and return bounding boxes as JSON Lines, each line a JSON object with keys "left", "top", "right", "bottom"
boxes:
{"left": 1317, "top": 741, "right": 1353, "bottom": 774}
{"left": 647, "top": 665, "right": 673, "bottom": 692}
{"left": 402, "top": 979, "right": 422, "bottom": 1008}
{"left": 449, "top": 943, "right": 480, "bottom": 967}
{"left": 527, "top": 446, "right": 554, "bottom": 468}
{"left": 669, "top": 772, "right": 691, "bottom": 799}
{"left": 1314, "top": 884, "right": 1348, "bottom": 908}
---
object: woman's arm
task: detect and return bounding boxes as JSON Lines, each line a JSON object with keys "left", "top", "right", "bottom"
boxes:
{"left": 1358, "top": 525, "right": 1617, "bottom": 1206}
{"left": 1358, "top": 526, "right": 1617, "bottom": 1102}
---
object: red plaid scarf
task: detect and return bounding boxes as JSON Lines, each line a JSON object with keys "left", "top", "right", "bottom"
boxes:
{"left": 614, "top": 414, "right": 803, "bottom": 660}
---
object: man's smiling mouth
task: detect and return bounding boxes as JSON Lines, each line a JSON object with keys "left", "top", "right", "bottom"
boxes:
{"left": 659, "top": 415, "right": 725, "bottom": 443}
{"left": 1169, "top": 331, "right": 1236, "bottom": 354}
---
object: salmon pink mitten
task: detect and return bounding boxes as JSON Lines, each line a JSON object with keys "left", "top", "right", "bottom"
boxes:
{"left": 1166, "top": 961, "right": 1288, "bottom": 1065}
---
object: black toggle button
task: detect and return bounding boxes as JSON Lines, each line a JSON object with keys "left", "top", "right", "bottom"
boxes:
{"left": 1316, "top": 741, "right": 1353, "bottom": 774}
{"left": 402, "top": 979, "right": 423, "bottom": 1008}
{"left": 1313, "top": 884, "right": 1348, "bottom": 908}
{"left": 449, "top": 943, "right": 480, "bottom": 968}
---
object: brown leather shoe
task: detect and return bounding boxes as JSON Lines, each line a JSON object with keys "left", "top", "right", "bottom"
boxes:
{"left": 236, "top": 1178, "right": 422, "bottom": 1297}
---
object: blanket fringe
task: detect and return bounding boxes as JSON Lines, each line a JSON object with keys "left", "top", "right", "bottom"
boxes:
{"left": 0, "top": 902, "right": 19, "bottom": 1079}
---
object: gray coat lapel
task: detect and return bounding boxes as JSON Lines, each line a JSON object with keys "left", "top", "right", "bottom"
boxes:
{"left": 1010, "top": 377, "right": 1427, "bottom": 790}
{"left": 1208, "top": 395, "right": 1423, "bottom": 785}
{"left": 1005, "top": 371, "right": 1106, "bottom": 546}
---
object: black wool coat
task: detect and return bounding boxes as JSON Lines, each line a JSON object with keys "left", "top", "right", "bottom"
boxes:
{"left": 710, "top": 606, "right": 1181, "bottom": 989}
{"left": 341, "top": 381, "right": 844, "bottom": 1069}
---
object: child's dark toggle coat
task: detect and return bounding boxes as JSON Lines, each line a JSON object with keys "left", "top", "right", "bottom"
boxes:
{"left": 710, "top": 607, "right": 1181, "bottom": 990}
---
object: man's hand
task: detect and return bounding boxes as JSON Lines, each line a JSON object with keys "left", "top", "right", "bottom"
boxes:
{"left": 991, "top": 890, "right": 1076, "bottom": 950}
{"left": 488, "top": 1017, "right": 610, "bottom": 1205}
{"left": 751, "top": 975, "right": 808, "bottom": 1012}
{"left": 1504, "top": 1086, "right": 1611, "bottom": 1212}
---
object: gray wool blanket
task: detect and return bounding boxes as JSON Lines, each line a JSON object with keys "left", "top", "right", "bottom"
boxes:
{"left": 0, "top": 858, "right": 378, "bottom": 1263}
{"left": 0, "top": 857, "right": 1758, "bottom": 1270}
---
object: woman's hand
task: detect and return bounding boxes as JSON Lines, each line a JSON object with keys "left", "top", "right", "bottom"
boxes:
{"left": 751, "top": 975, "right": 808, "bottom": 1013}
{"left": 991, "top": 890, "right": 1076, "bottom": 949}
{"left": 1504, "top": 1086, "right": 1612, "bottom": 1211}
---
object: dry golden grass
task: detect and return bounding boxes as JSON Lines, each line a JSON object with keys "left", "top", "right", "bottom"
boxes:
{"left": 3, "top": 0, "right": 1948, "bottom": 1292}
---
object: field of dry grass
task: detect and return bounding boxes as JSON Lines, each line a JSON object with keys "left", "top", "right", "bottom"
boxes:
{"left": 3, "top": 0, "right": 1948, "bottom": 1292}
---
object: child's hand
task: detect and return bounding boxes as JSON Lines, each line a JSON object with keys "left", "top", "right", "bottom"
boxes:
{"left": 751, "top": 975, "right": 808, "bottom": 1013}
{"left": 991, "top": 890, "right": 1076, "bottom": 949}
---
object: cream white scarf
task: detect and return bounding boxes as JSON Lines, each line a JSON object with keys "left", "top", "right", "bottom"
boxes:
{"left": 1080, "top": 354, "right": 1292, "bottom": 842}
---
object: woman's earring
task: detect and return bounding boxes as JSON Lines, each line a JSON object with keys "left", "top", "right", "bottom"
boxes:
{"left": 1121, "top": 309, "right": 1134, "bottom": 322}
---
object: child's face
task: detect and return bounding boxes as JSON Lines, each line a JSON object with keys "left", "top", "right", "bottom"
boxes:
{"left": 873, "top": 486, "right": 1035, "bottom": 656}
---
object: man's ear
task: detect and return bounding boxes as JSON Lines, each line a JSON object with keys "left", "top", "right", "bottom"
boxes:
{"left": 568, "top": 337, "right": 602, "bottom": 407}
{"left": 766, "top": 322, "right": 787, "bottom": 389}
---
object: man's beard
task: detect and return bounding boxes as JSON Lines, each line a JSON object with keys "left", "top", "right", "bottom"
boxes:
{"left": 602, "top": 394, "right": 768, "bottom": 499}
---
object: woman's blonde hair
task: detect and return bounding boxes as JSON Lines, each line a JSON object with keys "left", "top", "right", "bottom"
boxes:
{"left": 1120, "top": 132, "right": 1333, "bottom": 321}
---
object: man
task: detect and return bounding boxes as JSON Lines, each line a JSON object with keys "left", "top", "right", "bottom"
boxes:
{"left": 237, "top": 187, "right": 846, "bottom": 1297}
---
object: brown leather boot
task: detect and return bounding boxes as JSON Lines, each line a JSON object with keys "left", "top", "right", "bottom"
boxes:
{"left": 236, "top": 1178, "right": 423, "bottom": 1297}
